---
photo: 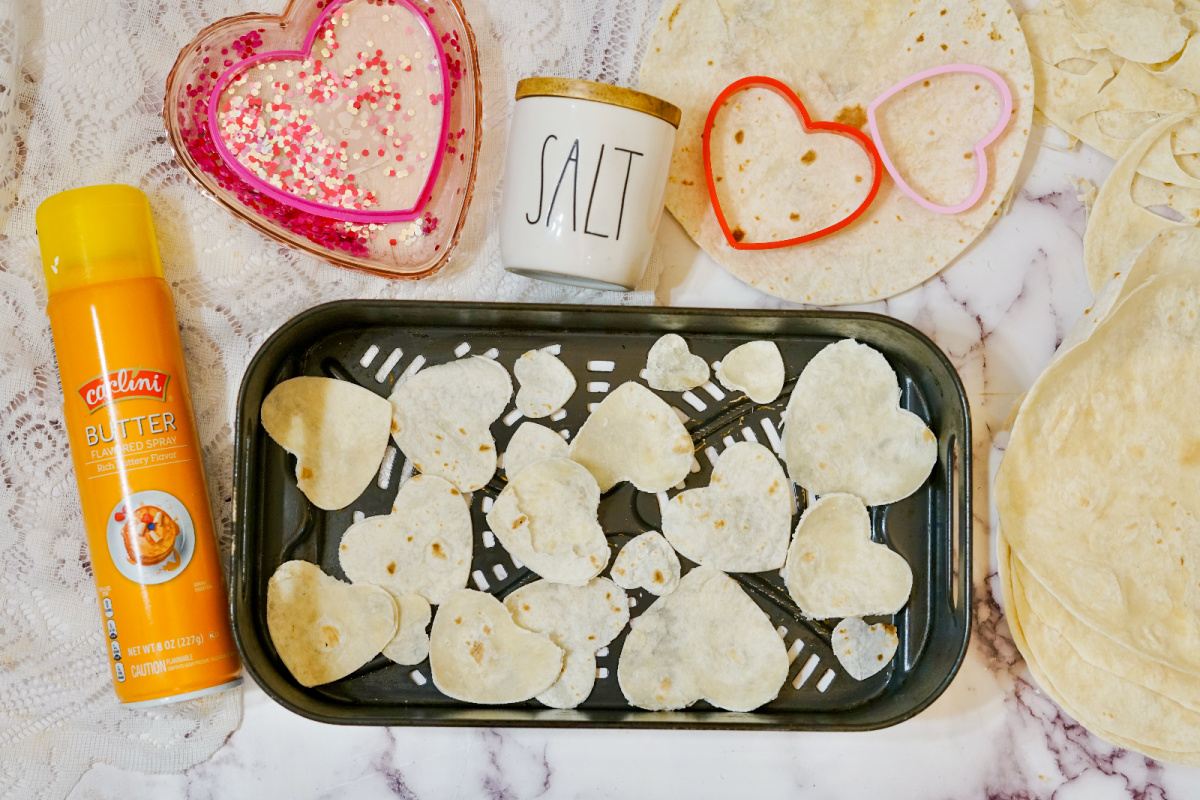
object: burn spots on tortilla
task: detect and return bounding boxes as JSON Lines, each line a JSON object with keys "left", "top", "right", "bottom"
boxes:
{"left": 854, "top": 175, "right": 863, "bottom": 183}
{"left": 735, "top": 129, "right": 744, "bottom": 144}
{"left": 431, "top": 542, "right": 447, "bottom": 559}
{"left": 731, "top": 227, "right": 746, "bottom": 242}
{"left": 790, "top": 213, "right": 800, "bottom": 221}
{"left": 834, "top": 105, "right": 867, "bottom": 130}
{"left": 300, "top": 467, "right": 314, "bottom": 480}
{"left": 923, "top": 80, "right": 931, "bottom": 87}
{"left": 469, "top": 641, "right": 485, "bottom": 664}
{"left": 916, "top": 33, "right": 924, "bottom": 42}
{"left": 387, "top": 562, "right": 396, "bottom": 574}
{"left": 801, "top": 149, "right": 817, "bottom": 165}
{"left": 941, "top": 43, "right": 948, "bottom": 50}
{"left": 667, "top": 2, "right": 681, "bottom": 29}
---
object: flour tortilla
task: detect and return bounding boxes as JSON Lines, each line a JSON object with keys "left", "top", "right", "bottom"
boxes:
{"left": 639, "top": 0, "right": 1032, "bottom": 305}
{"left": 716, "top": 341, "right": 785, "bottom": 404}
{"left": 999, "top": 533, "right": 1200, "bottom": 767}
{"left": 266, "top": 560, "right": 397, "bottom": 687}
{"left": 382, "top": 593, "right": 432, "bottom": 666}
{"left": 617, "top": 565, "right": 789, "bottom": 711}
{"left": 783, "top": 340, "right": 937, "bottom": 506}
{"left": 569, "top": 382, "right": 694, "bottom": 493}
{"left": 338, "top": 474, "right": 473, "bottom": 605}
{"left": 611, "top": 531, "right": 681, "bottom": 596}
{"left": 995, "top": 267, "right": 1200, "bottom": 678}
{"left": 429, "top": 590, "right": 564, "bottom": 704}
{"left": 784, "top": 493, "right": 913, "bottom": 620}
{"left": 662, "top": 441, "right": 792, "bottom": 572}
{"left": 504, "top": 578, "right": 629, "bottom": 708}
{"left": 389, "top": 356, "right": 512, "bottom": 492}
{"left": 645, "top": 334, "right": 709, "bottom": 391}
{"left": 1061, "top": 0, "right": 1188, "bottom": 63}
{"left": 486, "top": 458, "right": 609, "bottom": 585}
{"left": 1010, "top": 562, "right": 1200, "bottom": 754}
{"left": 503, "top": 421, "right": 569, "bottom": 478}
{"left": 261, "top": 377, "right": 393, "bottom": 510}
{"left": 514, "top": 349, "right": 576, "bottom": 419}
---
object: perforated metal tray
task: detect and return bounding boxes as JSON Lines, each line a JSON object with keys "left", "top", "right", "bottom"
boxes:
{"left": 232, "top": 300, "right": 971, "bottom": 729}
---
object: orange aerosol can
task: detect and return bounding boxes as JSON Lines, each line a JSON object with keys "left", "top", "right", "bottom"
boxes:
{"left": 37, "top": 185, "right": 241, "bottom": 706}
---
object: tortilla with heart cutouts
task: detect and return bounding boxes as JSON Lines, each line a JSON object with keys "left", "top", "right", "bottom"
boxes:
{"left": 639, "top": 0, "right": 1032, "bottom": 305}
{"left": 267, "top": 560, "right": 398, "bottom": 687}
{"left": 261, "top": 376, "right": 393, "bottom": 510}
{"left": 618, "top": 565, "right": 789, "bottom": 711}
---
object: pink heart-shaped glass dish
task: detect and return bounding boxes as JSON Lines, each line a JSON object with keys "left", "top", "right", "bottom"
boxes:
{"left": 207, "top": 0, "right": 450, "bottom": 223}
{"left": 866, "top": 64, "right": 1013, "bottom": 216}
{"left": 165, "top": 0, "right": 481, "bottom": 279}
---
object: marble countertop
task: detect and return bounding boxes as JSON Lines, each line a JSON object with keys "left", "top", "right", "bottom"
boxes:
{"left": 65, "top": 129, "right": 1200, "bottom": 800}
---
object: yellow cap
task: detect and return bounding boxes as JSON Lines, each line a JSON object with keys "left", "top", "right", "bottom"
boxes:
{"left": 36, "top": 185, "right": 164, "bottom": 297}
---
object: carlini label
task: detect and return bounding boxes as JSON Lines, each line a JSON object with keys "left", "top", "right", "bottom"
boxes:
{"left": 77, "top": 368, "right": 170, "bottom": 413}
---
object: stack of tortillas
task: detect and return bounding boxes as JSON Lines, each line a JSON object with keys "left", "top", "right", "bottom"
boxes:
{"left": 996, "top": 228, "right": 1200, "bottom": 765}
{"left": 639, "top": 0, "right": 1033, "bottom": 305}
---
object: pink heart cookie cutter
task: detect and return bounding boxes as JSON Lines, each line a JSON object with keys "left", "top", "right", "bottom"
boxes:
{"left": 867, "top": 64, "right": 1013, "bottom": 215}
{"left": 205, "top": 0, "right": 452, "bottom": 224}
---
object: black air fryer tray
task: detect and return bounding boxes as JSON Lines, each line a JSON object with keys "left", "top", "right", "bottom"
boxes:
{"left": 232, "top": 301, "right": 971, "bottom": 729}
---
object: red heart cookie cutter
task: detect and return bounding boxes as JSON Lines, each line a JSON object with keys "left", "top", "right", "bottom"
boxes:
{"left": 702, "top": 77, "right": 882, "bottom": 250}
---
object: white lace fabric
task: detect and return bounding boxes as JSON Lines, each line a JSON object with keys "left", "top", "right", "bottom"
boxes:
{"left": 0, "top": 0, "right": 663, "bottom": 797}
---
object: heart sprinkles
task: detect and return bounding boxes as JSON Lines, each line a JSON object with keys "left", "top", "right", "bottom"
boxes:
{"left": 209, "top": 0, "right": 450, "bottom": 222}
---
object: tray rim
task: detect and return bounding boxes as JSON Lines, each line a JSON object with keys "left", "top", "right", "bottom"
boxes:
{"left": 231, "top": 299, "right": 973, "bottom": 730}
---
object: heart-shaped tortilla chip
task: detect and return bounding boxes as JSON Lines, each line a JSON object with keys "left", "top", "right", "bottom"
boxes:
{"left": 715, "top": 341, "right": 785, "bottom": 404}
{"left": 831, "top": 617, "right": 899, "bottom": 681}
{"left": 611, "top": 531, "right": 681, "bottom": 596}
{"left": 261, "top": 376, "right": 393, "bottom": 510}
{"left": 382, "top": 592, "right": 432, "bottom": 666}
{"left": 486, "top": 458, "right": 609, "bottom": 586}
{"left": 504, "top": 578, "right": 629, "bottom": 708}
{"left": 514, "top": 350, "right": 576, "bottom": 419}
{"left": 784, "top": 493, "right": 913, "bottom": 619}
{"left": 389, "top": 356, "right": 513, "bottom": 492}
{"left": 503, "top": 421, "right": 569, "bottom": 478}
{"left": 644, "top": 334, "right": 709, "bottom": 391}
{"left": 783, "top": 339, "right": 937, "bottom": 506}
{"left": 338, "top": 474, "right": 473, "bottom": 605}
{"left": 429, "top": 590, "right": 563, "bottom": 704}
{"left": 662, "top": 442, "right": 792, "bottom": 572}
{"left": 569, "top": 382, "right": 693, "bottom": 493}
{"left": 617, "top": 565, "right": 789, "bottom": 711}
{"left": 267, "top": 560, "right": 398, "bottom": 687}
